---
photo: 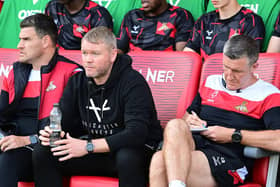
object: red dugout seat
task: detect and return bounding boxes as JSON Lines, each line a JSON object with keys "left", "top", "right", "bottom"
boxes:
{"left": 130, "top": 51, "right": 202, "bottom": 126}
{"left": 201, "top": 53, "right": 280, "bottom": 187}
{"left": 2, "top": 49, "right": 201, "bottom": 186}
{"left": 59, "top": 50, "right": 203, "bottom": 127}
{"left": 0, "top": 49, "right": 202, "bottom": 126}
{"left": 18, "top": 182, "right": 35, "bottom": 187}
{"left": 200, "top": 53, "right": 280, "bottom": 87}
{"left": 2, "top": 49, "right": 277, "bottom": 187}
{"left": 0, "top": 48, "right": 18, "bottom": 90}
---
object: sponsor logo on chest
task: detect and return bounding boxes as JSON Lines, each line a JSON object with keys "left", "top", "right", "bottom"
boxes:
{"left": 206, "top": 30, "right": 213, "bottom": 40}
{"left": 235, "top": 101, "right": 248, "bottom": 113}
{"left": 46, "top": 81, "right": 57, "bottom": 92}
{"left": 131, "top": 25, "right": 140, "bottom": 34}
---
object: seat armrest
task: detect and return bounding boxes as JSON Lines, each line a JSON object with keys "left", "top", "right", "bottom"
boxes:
{"left": 244, "top": 146, "right": 277, "bottom": 159}
{"left": 244, "top": 146, "right": 279, "bottom": 187}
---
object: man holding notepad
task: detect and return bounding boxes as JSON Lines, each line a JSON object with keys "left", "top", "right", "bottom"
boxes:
{"left": 149, "top": 35, "right": 280, "bottom": 187}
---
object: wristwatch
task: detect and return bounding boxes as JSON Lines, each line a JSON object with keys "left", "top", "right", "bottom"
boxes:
{"left": 29, "top": 135, "right": 38, "bottom": 144}
{"left": 232, "top": 129, "right": 242, "bottom": 143}
{"left": 86, "top": 140, "right": 94, "bottom": 153}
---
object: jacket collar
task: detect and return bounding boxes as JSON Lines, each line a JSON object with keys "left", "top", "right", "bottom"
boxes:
{"left": 40, "top": 49, "right": 59, "bottom": 74}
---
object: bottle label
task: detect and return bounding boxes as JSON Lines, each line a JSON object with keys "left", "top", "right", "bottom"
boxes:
{"left": 50, "top": 130, "right": 61, "bottom": 147}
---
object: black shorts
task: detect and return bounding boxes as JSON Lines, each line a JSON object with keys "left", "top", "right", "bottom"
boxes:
{"left": 193, "top": 134, "right": 252, "bottom": 187}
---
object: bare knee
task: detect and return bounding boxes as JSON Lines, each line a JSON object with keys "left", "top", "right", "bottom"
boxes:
{"left": 164, "top": 119, "right": 190, "bottom": 141}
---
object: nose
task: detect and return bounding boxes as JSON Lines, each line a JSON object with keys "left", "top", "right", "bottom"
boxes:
{"left": 224, "top": 68, "right": 233, "bottom": 79}
{"left": 82, "top": 53, "right": 94, "bottom": 64}
{"left": 17, "top": 40, "right": 24, "bottom": 49}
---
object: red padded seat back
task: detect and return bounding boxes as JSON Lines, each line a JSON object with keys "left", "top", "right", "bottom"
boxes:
{"left": 59, "top": 50, "right": 203, "bottom": 127}
{"left": 9, "top": 49, "right": 203, "bottom": 187}
{"left": 201, "top": 53, "right": 280, "bottom": 88}
{"left": 129, "top": 51, "right": 202, "bottom": 126}
{"left": 0, "top": 48, "right": 18, "bottom": 90}
{"left": 251, "top": 157, "right": 269, "bottom": 186}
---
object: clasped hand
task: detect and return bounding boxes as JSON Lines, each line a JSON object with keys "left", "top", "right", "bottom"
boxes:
{"left": 39, "top": 126, "right": 88, "bottom": 161}
{"left": 0, "top": 135, "right": 27, "bottom": 152}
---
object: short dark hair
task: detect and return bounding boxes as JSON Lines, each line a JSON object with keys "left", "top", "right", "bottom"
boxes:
{"left": 20, "top": 13, "right": 58, "bottom": 46}
{"left": 82, "top": 26, "right": 116, "bottom": 49}
{"left": 223, "top": 35, "right": 259, "bottom": 66}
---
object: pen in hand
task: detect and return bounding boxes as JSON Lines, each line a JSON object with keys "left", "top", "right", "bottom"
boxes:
{"left": 191, "top": 111, "right": 207, "bottom": 128}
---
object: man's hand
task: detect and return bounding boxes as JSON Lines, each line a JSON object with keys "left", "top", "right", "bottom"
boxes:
{"left": 51, "top": 133, "right": 88, "bottom": 162}
{"left": 185, "top": 111, "right": 207, "bottom": 129}
{"left": 201, "top": 126, "right": 234, "bottom": 143}
{"left": 0, "top": 135, "right": 29, "bottom": 152}
{"left": 39, "top": 126, "right": 65, "bottom": 146}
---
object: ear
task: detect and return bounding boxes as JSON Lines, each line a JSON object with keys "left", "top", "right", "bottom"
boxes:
{"left": 251, "top": 62, "right": 259, "bottom": 72}
{"left": 41, "top": 35, "right": 51, "bottom": 49}
{"left": 110, "top": 48, "right": 118, "bottom": 64}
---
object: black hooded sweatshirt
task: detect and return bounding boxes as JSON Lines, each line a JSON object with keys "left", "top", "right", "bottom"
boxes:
{"left": 60, "top": 54, "right": 163, "bottom": 152}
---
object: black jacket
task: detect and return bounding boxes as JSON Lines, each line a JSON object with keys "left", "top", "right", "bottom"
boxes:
{"left": 60, "top": 54, "right": 163, "bottom": 152}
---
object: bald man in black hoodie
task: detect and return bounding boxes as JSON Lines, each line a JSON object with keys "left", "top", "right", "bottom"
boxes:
{"left": 33, "top": 26, "right": 163, "bottom": 187}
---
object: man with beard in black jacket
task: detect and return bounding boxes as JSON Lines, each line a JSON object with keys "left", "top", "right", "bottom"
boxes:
{"left": 33, "top": 26, "right": 163, "bottom": 187}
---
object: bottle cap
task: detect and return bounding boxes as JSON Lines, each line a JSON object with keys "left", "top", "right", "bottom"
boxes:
{"left": 53, "top": 103, "right": 59, "bottom": 107}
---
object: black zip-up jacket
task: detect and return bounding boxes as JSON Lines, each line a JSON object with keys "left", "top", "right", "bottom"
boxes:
{"left": 60, "top": 54, "right": 163, "bottom": 152}
{"left": 0, "top": 51, "right": 82, "bottom": 135}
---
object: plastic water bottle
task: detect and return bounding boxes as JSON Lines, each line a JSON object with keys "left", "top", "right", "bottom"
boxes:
{"left": 49, "top": 103, "right": 62, "bottom": 147}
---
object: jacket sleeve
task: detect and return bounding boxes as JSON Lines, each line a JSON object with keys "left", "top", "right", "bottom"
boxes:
{"left": 44, "top": 1, "right": 52, "bottom": 16}
{"left": 90, "top": 6, "right": 113, "bottom": 30}
{"left": 243, "top": 14, "right": 265, "bottom": 51}
{"left": 59, "top": 72, "right": 87, "bottom": 138}
{"left": 117, "top": 13, "right": 131, "bottom": 53}
{"left": 175, "top": 8, "right": 194, "bottom": 43}
{"left": 105, "top": 73, "right": 155, "bottom": 152}
{"left": 185, "top": 17, "right": 203, "bottom": 53}
{"left": 273, "top": 13, "right": 280, "bottom": 37}
{"left": 186, "top": 92, "right": 202, "bottom": 115}
{"left": 0, "top": 68, "right": 15, "bottom": 126}
{"left": 0, "top": 77, "right": 10, "bottom": 124}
